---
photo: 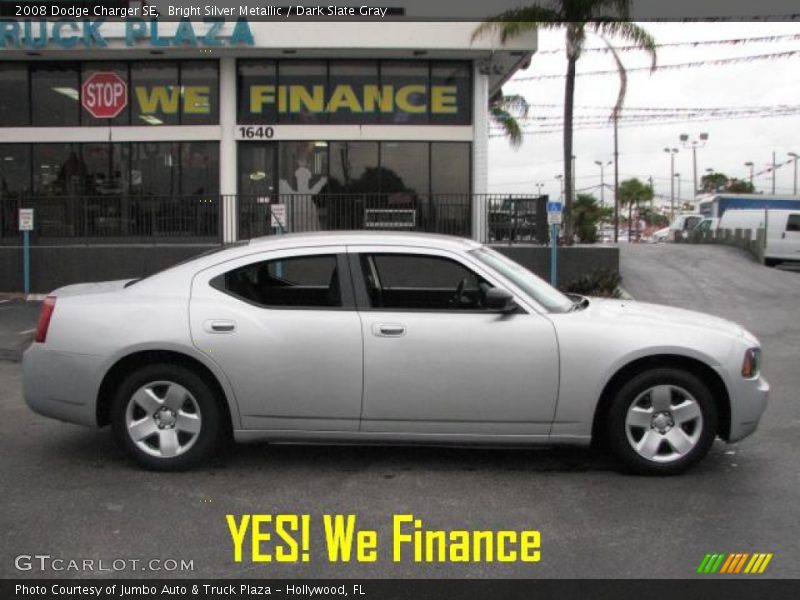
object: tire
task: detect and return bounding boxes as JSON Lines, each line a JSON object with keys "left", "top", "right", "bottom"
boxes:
{"left": 111, "top": 363, "right": 223, "bottom": 471}
{"left": 764, "top": 258, "right": 780, "bottom": 268}
{"left": 605, "top": 368, "right": 718, "bottom": 475}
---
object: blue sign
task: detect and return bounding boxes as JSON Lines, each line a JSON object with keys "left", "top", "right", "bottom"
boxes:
{"left": 547, "top": 202, "right": 563, "bottom": 213}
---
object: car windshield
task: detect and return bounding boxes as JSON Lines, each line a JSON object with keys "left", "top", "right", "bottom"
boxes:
{"left": 469, "top": 246, "right": 574, "bottom": 313}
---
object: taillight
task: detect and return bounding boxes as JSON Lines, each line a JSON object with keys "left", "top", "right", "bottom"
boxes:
{"left": 34, "top": 296, "right": 57, "bottom": 343}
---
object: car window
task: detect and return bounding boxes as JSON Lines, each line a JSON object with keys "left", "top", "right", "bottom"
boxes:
{"left": 360, "top": 253, "right": 492, "bottom": 311}
{"left": 212, "top": 254, "right": 342, "bottom": 308}
{"left": 684, "top": 217, "right": 701, "bottom": 230}
{"left": 786, "top": 214, "right": 800, "bottom": 232}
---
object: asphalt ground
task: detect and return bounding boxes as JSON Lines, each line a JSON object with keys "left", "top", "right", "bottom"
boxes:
{"left": 0, "top": 244, "right": 798, "bottom": 579}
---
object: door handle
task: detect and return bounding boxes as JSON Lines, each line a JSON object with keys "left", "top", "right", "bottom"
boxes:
{"left": 373, "top": 323, "right": 406, "bottom": 337}
{"left": 204, "top": 319, "right": 236, "bottom": 333}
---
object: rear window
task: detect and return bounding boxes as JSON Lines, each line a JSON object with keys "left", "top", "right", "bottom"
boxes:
{"left": 211, "top": 254, "right": 342, "bottom": 308}
{"left": 786, "top": 214, "right": 800, "bottom": 232}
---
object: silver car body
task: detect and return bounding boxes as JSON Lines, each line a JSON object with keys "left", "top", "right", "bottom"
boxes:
{"left": 23, "top": 232, "right": 768, "bottom": 446}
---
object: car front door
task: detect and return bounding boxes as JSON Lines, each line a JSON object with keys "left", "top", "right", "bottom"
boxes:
{"left": 189, "top": 247, "right": 363, "bottom": 431}
{"left": 349, "top": 246, "right": 559, "bottom": 437}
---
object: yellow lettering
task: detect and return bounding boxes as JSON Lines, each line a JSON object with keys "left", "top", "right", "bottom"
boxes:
{"left": 289, "top": 85, "right": 325, "bottom": 113}
{"left": 251, "top": 515, "right": 272, "bottom": 563}
{"left": 274, "top": 515, "right": 299, "bottom": 562}
{"left": 363, "top": 84, "right": 394, "bottom": 113}
{"left": 182, "top": 86, "right": 210, "bottom": 114}
{"left": 326, "top": 84, "right": 363, "bottom": 113}
{"left": 135, "top": 86, "right": 179, "bottom": 114}
{"left": 225, "top": 515, "right": 250, "bottom": 563}
{"left": 395, "top": 85, "right": 427, "bottom": 113}
{"left": 356, "top": 530, "right": 378, "bottom": 562}
{"left": 323, "top": 515, "right": 357, "bottom": 562}
{"left": 278, "top": 85, "right": 287, "bottom": 113}
{"left": 250, "top": 85, "right": 275, "bottom": 113}
{"left": 393, "top": 514, "right": 414, "bottom": 562}
{"left": 520, "top": 531, "right": 541, "bottom": 562}
{"left": 497, "top": 531, "right": 517, "bottom": 562}
{"left": 431, "top": 85, "right": 457, "bottom": 114}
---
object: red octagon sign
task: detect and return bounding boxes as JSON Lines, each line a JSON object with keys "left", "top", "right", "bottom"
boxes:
{"left": 81, "top": 72, "right": 128, "bottom": 119}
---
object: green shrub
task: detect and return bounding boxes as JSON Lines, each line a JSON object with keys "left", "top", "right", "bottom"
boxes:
{"left": 560, "top": 268, "right": 622, "bottom": 298}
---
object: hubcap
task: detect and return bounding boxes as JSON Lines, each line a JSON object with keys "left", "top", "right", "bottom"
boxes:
{"left": 125, "top": 381, "right": 202, "bottom": 459}
{"left": 625, "top": 384, "right": 703, "bottom": 463}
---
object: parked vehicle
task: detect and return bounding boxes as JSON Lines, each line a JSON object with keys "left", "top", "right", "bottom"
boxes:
{"left": 718, "top": 209, "right": 800, "bottom": 266}
{"left": 669, "top": 214, "right": 704, "bottom": 241}
{"left": 698, "top": 193, "right": 800, "bottom": 220}
{"left": 488, "top": 197, "right": 545, "bottom": 243}
{"left": 691, "top": 218, "right": 719, "bottom": 235}
{"left": 24, "top": 232, "right": 768, "bottom": 475}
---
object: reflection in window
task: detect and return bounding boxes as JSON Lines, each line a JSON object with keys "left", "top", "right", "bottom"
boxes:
{"left": 33, "top": 144, "right": 81, "bottom": 196}
{"left": 31, "top": 63, "right": 80, "bottom": 126}
{"left": 131, "top": 61, "right": 180, "bottom": 126}
{"left": 380, "top": 142, "right": 428, "bottom": 196}
{"left": 239, "top": 142, "right": 276, "bottom": 198}
{"left": 430, "top": 62, "right": 471, "bottom": 126}
{"left": 278, "top": 61, "right": 328, "bottom": 125}
{"left": 379, "top": 62, "right": 429, "bottom": 125}
{"left": 0, "top": 64, "right": 30, "bottom": 126}
{"left": 0, "top": 144, "right": 31, "bottom": 198}
{"left": 181, "top": 142, "right": 220, "bottom": 196}
{"left": 82, "top": 144, "right": 129, "bottom": 196}
{"left": 238, "top": 60, "right": 277, "bottom": 125}
{"left": 328, "top": 61, "right": 378, "bottom": 125}
{"left": 130, "top": 142, "right": 179, "bottom": 196}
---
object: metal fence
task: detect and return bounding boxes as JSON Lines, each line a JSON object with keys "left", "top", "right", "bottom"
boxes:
{"left": 0, "top": 193, "right": 548, "bottom": 245}
{"left": 0, "top": 195, "right": 222, "bottom": 244}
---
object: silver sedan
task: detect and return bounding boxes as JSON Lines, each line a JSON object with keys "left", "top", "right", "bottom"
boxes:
{"left": 23, "top": 232, "right": 768, "bottom": 474}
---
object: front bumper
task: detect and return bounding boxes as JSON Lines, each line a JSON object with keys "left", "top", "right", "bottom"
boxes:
{"left": 726, "top": 373, "right": 769, "bottom": 443}
{"left": 23, "top": 343, "right": 104, "bottom": 428}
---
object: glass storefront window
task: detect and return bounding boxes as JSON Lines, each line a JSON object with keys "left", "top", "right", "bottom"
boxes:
{"left": 328, "top": 142, "right": 379, "bottom": 192}
{"left": 431, "top": 142, "right": 470, "bottom": 195}
{"left": 82, "top": 143, "right": 129, "bottom": 196}
{"left": 278, "top": 61, "right": 328, "bottom": 125}
{"left": 379, "top": 62, "right": 429, "bottom": 125}
{"left": 31, "top": 63, "right": 80, "bottom": 126}
{"left": 0, "top": 64, "right": 30, "bottom": 126}
{"left": 239, "top": 142, "right": 277, "bottom": 198}
{"left": 328, "top": 61, "right": 378, "bottom": 125}
{"left": 238, "top": 60, "right": 277, "bottom": 125}
{"left": 81, "top": 62, "right": 130, "bottom": 126}
{"left": 279, "top": 141, "right": 328, "bottom": 194}
{"left": 380, "top": 141, "right": 429, "bottom": 196}
{"left": 130, "top": 142, "right": 180, "bottom": 196}
{"left": 180, "top": 61, "right": 219, "bottom": 125}
{"left": 33, "top": 143, "right": 81, "bottom": 196}
{"left": 131, "top": 61, "right": 180, "bottom": 126}
{"left": 0, "top": 144, "right": 31, "bottom": 198}
{"left": 181, "top": 142, "right": 220, "bottom": 196}
{"left": 430, "top": 62, "right": 471, "bottom": 126}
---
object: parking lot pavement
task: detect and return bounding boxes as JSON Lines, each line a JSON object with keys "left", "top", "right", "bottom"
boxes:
{"left": 0, "top": 299, "right": 39, "bottom": 362}
{"left": 1, "top": 247, "right": 799, "bottom": 579}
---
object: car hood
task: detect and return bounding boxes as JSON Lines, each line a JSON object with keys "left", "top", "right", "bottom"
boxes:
{"left": 583, "top": 298, "right": 745, "bottom": 338}
{"left": 50, "top": 279, "right": 134, "bottom": 298}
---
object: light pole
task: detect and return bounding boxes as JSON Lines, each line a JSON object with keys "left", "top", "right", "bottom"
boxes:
{"left": 788, "top": 152, "right": 798, "bottom": 195}
{"left": 594, "top": 160, "right": 611, "bottom": 208}
{"left": 664, "top": 148, "right": 678, "bottom": 222}
{"left": 535, "top": 182, "right": 544, "bottom": 197}
{"left": 744, "top": 161, "right": 755, "bottom": 186}
{"left": 674, "top": 173, "right": 681, "bottom": 208}
{"left": 555, "top": 174, "right": 564, "bottom": 202}
{"left": 679, "top": 132, "right": 709, "bottom": 198}
{"left": 772, "top": 152, "right": 776, "bottom": 195}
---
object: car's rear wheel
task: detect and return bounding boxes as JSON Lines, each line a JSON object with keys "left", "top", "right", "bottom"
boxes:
{"left": 606, "top": 368, "right": 717, "bottom": 475}
{"left": 111, "top": 364, "right": 222, "bottom": 471}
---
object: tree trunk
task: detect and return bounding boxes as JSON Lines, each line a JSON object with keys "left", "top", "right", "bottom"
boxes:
{"left": 563, "top": 52, "right": 577, "bottom": 245}
{"left": 613, "top": 112, "right": 620, "bottom": 243}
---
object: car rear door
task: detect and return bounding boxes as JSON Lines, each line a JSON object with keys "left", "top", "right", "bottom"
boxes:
{"left": 189, "top": 246, "right": 363, "bottom": 431}
{"left": 348, "top": 245, "right": 559, "bottom": 437}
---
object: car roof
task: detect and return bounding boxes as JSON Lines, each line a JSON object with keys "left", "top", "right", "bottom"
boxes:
{"left": 246, "top": 230, "right": 482, "bottom": 251}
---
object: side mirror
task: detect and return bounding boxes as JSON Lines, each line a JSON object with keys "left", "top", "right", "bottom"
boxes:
{"left": 483, "top": 287, "right": 517, "bottom": 313}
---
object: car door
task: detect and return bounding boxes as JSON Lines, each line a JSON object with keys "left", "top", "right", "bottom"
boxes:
{"left": 189, "top": 246, "right": 363, "bottom": 431}
{"left": 349, "top": 246, "right": 559, "bottom": 437}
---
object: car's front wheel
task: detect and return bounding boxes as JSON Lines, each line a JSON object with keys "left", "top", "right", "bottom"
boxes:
{"left": 606, "top": 368, "right": 718, "bottom": 475}
{"left": 111, "top": 364, "right": 223, "bottom": 471}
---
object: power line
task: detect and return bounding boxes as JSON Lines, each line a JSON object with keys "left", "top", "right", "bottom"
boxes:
{"left": 534, "top": 33, "right": 800, "bottom": 55}
{"left": 514, "top": 50, "right": 800, "bottom": 81}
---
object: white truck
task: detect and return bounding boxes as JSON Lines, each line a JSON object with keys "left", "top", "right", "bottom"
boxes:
{"left": 718, "top": 208, "right": 800, "bottom": 266}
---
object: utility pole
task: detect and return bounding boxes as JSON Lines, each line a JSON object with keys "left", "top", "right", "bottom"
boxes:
{"left": 744, "top": 161, "right": 754, "bottom": 185}
{"left": 675, "top": 173, "right": 681, "bottom": 208}
{"left": 679, "top": 132, "right": 709, "bottom": 198}
{"left": 664, "top": 148, "right": 678, "bottom": 222}
{"left": 789, "top": 152, "right": 798, "bottom": 195}
{"left": 613, "top": 112, "right": 620, "bottom": 243}
{"left": 772, "top": 151, "right": 776, "bottom": 195}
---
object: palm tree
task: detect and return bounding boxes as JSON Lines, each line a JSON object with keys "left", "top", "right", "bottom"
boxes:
{"left": 473, "top": 0, "right": 656, "bottom": 242}
{"left": 489, "top": 90, "right": 529, "bottom": 148}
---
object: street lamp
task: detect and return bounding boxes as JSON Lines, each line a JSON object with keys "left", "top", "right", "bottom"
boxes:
{"left": 664, "top": 148, "right": 679, "bottom": 222}
{"left": 555, "top": 174, "right": 564, "bottom": 202}
{"left": 594, "top": 160, "right": 611, "bottom": 208}
{"left": 679, "top": 132, "right": 709, "bottom": 198}
{"left": 535, "top": 182, "right": 545, "bottom": 197}
{"left": 788, "top": 152, "right": 798, "bottom": 195}
{"left": 744, "top": 161, "right": 755, "bottom": 185}
{"left": 674, "top": 172, "right": 681, "bottom": 208}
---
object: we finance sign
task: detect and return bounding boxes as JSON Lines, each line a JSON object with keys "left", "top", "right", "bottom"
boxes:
{"left": 0, "top": 18, "right": 254, "bottom": 48}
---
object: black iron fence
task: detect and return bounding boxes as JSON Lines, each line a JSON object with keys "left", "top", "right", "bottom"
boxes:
{"left": 0, "top": 193, "right": 548, "bottom": 245}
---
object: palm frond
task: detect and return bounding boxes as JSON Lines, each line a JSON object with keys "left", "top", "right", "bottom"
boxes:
{"left": 493, "top": 92, "right": 530, "bottom": 118}
{"left": 490, "top": 107, "right": 524, "bottom": 148}
{"left": 600, "top": 35, "right": 627, "bottom": 119}
{"left": 590, "top": 19, "right": 657, "bottom": 71}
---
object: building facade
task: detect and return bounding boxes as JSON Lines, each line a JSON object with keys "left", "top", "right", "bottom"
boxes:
{"left": 0, "top": 17, "right": 535, "bottom": 290}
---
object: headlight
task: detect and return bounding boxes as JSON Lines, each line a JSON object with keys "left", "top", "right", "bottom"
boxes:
{"left": 742, "top": 348, "right": 761, "bottom": 378}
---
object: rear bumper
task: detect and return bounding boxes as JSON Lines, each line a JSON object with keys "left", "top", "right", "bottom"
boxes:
{"left": 23, "top": 343, "right": 104, "bottom": 428}
{"left": 726, "top": 372, "right": 769, "bottom": 443}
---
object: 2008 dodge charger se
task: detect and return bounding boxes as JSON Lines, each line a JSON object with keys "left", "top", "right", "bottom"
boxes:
{"left": 23, "top": 232, "right": 768, "bottom": 474}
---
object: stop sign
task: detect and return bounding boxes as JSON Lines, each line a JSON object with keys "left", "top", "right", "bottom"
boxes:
{"left": 81, "top": 72, "right": 128, "bottom": 119}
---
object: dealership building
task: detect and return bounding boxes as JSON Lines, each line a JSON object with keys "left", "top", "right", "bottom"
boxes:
{"left": 0, "top": 12, "right": 535, "bottom": 290}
